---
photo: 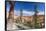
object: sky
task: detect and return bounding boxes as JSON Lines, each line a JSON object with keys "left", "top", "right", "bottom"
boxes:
{"left": 6, "top": 1, "right": 45, "bottom": 16}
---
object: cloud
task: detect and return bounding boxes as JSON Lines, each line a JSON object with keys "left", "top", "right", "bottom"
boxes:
{"left": 14, "top": 10, "right": 20, "bottom": 16}
{"left": 23, "top": 10, "right": 35, "bottom": 16}
{"left": 14, "top": 10, "right": 35, "bottom": 16}
{"left": 37, "top": 11, "right": 44, "bottom": 15}
{"left": 14, "top": 10, "right": 44, "bottom": 16}
{"left": 7, "top": 9, "right": 44, "bottom": 16}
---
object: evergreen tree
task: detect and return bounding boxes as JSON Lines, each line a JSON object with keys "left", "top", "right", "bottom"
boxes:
{"left": 34, "top": 4, "right": 40, "bottom": 28}
{"left": 20, "top": 9, "right": 23, "bottom": 23}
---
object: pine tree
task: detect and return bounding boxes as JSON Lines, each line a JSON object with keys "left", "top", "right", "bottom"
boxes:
{"left": 20, "top": 9, "right": 23, "bottom": 23}
{"left": 34, "top": 4, "right": 40, "bottom": 28}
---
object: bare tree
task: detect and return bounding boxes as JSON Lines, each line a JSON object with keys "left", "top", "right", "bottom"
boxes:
{"left": 8, "top": 1, "right": 15, "bottom": 20}
{"left": 7, "top": 1, "right": 15, "bottom": 30}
